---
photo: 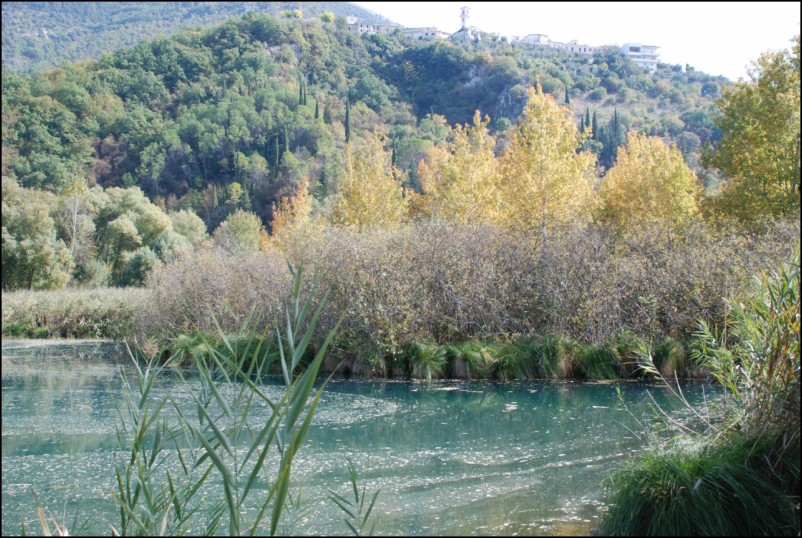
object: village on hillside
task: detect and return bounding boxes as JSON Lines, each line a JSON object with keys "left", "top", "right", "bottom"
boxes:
{"left": 347, "top": 6, "right": 660, "bottom": 71}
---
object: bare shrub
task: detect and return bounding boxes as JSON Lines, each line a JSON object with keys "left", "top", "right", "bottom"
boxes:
{"left": 138, "top": 247, "right": 292, "bottom": 338}
{"left": 142, "top": 218, "right": 799, "bottom": 374}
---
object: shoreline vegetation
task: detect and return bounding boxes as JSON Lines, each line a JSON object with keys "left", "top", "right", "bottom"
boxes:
{"left": 3, "top": 219, "right": 797, "bottom": 382}
{"left": 3, "top": 247, "right": 798, "bottom": 537}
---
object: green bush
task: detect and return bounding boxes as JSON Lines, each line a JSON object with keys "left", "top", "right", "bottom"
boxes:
{"left": 600, "top": 434, "right": 800, "bottom": 536}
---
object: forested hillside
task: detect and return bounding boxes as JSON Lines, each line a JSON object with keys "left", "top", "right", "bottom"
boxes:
{"left": 1, "top": 1, "right": 392, "bottom": 72}
{"left": 2, "top": 10, "right": 798, "bottom": 293}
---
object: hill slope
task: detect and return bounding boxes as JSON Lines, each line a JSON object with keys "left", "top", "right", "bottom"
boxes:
{"left": 1, "top": 1, "right": 393, "bottom": 72}
{"left": 2, "top": 9, "right": 730, "bottom": 232}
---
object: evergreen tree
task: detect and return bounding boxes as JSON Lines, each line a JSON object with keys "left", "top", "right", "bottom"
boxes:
{"left": 274, "top": 136, "right": 281, "bottom": 172}
{"left": 298, "top": 77, "right": 304, "bottom": 106}
{"left": 592, "top": 111, "right": 599, "bottom": 141}
{"left": 585, "top": 107, "right": 591, "bottom": 129}
{"left": 345, "top": 98, "right": 351, "bottom": 144}
{"left": 564, "top": 83, "right": 570, "bottom": 104}
{"left": 314, "top": 98, "right": 319, "bottom": 120}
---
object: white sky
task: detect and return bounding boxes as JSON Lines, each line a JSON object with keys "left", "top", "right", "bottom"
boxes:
{"left": 352, "top": 1, "right": 800, "bottom": 81}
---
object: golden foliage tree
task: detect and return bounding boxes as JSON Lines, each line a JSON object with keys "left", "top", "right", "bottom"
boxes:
{"left": 268, "top": 177, "right": 322, "bottom": 252}
{"left": 270, "top": 178, "right": 313, "bottom": 237}
{"left": 498, "top": 84, "right": 596, "bottom": 239}
{"left": 599, "top": 131, "right": 701, "bottom": 231}
{"left": 704, "top": 35, "right": 800, "bottom": 223}
{"left": 331, "top": 135, "right": 408, "bottom": 230}
{"left": 417, "top": 111, "right": 501, "bottom": 224}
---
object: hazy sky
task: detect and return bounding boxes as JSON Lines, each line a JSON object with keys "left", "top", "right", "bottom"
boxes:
{"left": 352, "top": 2, "right": 800, "bottom": 81}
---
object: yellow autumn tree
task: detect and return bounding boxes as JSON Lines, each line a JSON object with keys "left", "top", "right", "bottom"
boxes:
{"left": 417, "top": 111, "right": 501, "bottom": 224}
{"left": 498, "top": 84, "right": 596, "bottom": 240}
{"left": 331, "top": 135, "right": 408, "bottom": 230}
{"left": 269, "top": 177, "right": 317, "bottom": 248}
{"left": 599, "top": 131, "right": 701, "bottom": 231}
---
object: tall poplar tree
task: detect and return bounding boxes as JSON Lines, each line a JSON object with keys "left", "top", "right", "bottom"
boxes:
{"left": 599, "top": 131, "right": 701, "bottom": 231}
{"left": 498, "top": 85, "right": 596, "bottom": 241}
{"left": 418, "top": 111, "right": 501, "bottom": 224}
{"left": 331, "top": 135, "right": 407, "bottom": 229}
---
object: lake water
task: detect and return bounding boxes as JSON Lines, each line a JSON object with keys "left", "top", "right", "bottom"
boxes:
{"left": 1, "top": 340, "right": 713, "bottom": 536}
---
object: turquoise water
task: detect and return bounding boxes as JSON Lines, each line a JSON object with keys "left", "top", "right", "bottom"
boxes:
{"left": 1, "top": 340, "right": 713, "bottom": 536}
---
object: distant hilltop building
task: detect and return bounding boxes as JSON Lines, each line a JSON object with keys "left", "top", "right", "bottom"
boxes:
{"left": 449, "top": 6, "right": 481, "bottom": 42}
{"left": 619, "top": 43, "right": 660, "bottom": 71}
{"left": 345, "top": 9, "right": 660, "bottom": 70}
{"left": 345, "top": 15, "right": 450, "bottom": 40}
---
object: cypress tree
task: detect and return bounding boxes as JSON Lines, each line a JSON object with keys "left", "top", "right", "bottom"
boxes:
{"left": 284, "top": 125, "right": 290, "bottom": 154}
{"left": 391, "top": 136, "right": 397, "bottom": 167}
{"left": 584, "top": 107, "right": 591, "bottom": 128}
{"left": 345, "top": 99, "right": 351, "bottom": 144}
{"left": 314, "top": 98, "right": 319, "bottom": 120}
{"left": 298, "top": 76, "right": 303, "bottom": 106}
{"left": 591, "top": 111, "right": 598, "bottom": 141}
{"left": 564, "top": 83, "right": 570, "bottom": 104}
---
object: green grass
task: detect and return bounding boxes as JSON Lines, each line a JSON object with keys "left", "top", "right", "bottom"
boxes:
{"left": 599, "top": 433, "right": 800, "bottom": 536}
{"left": 575, "top": 344, "right": 625, "bottom": 379}
{"left": 404, "top": 342, "right": 448, "bottom": 382}
{"left": 446, "top": 341, "right": 500, "bottom": 379}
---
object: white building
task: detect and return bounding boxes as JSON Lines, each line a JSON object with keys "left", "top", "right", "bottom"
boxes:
{"left": 347, "top": 18, "right": 399, "bottom": 36}
{"left": 520, "top": 33, "right": 550, "bottom": 45}
{"left": 403, "top": 27, "right": 450, "bottom": 40}
{"left": 620, "top": 43, "right": 660, "bottom": 71}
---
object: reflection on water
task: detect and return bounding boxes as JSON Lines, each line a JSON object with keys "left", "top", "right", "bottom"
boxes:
{"left": 1, "top": 340, "right": 713, "bottom": 536}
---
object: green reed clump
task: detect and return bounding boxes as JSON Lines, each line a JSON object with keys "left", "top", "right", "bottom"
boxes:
{"left": 327, "top": 457, "right": 380, "bottom": 536}
{"left": 575, "top": 343, "right": 625, "bottom": 379}
{"left": 404, "top": 342, "right": 448, "bottom": 382}
{"left": 650, "top": 336, "right": 687, "bottom": 378}
{"left": 113, "top": 262, "right": 343, "bottom": 536}
{"left": 599, "top": 434, "right": 800, "bottom": 536}
{"left": 446, "top": 341, "right": 501, "bottom": 379}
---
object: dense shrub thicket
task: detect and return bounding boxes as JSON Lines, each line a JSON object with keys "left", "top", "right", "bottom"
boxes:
{"left": 132, "top": 218, "right": 799, "bottom": 375}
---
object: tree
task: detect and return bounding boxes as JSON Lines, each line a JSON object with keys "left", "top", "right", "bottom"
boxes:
{"left": 2, "top": 178, "right": 73, "bottom": 290}
{"left": 417, "top": 111, "right": 501, "bottom": 224}
{"left": 56, "top": 177, "right": 97, "bottom": 274}
{"left": 93, "top": 186, "right": 172, "bottom": 280}
{"left": 598, "top": 131, "right": 701, "bottom": 231}
{"left": 212, "top": 208, "right": 263, "bottom": 255}
{"left": 270, "top": 177, "right": 312, "bottom": 237}
{"left": 331, "top": 135, "right": 408, "bottom": 229}
{"left": 344, "top": 98, "right": 351, "bottom": 144}
{"left": 704, "top": 35, "right": 800, "bottom": 223}
{"left": 169, "top": 209, "right": 208, "bottom": 247}
{"left": 498, "top": 85, "right": 596, "bottom": 240}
